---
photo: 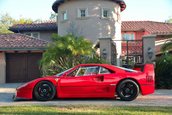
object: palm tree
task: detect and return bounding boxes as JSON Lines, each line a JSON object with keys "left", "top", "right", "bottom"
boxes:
{"left": 155, "top": 38, "right": 172, "bottom": 88}
{"left": 40, "top": 34, "right": 105, "bottom": 76}
{"left": 161, "top": 39, "right": 172, "bottom": 53}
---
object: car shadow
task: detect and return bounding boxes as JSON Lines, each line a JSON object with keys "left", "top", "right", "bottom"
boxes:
{"left": 13, "top": 97, "right": 122, "bottom": 102}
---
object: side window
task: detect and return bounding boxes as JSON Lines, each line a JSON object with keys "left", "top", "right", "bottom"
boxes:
{"left": 99, "top": 67, "right": 111, "bottom": 74}
{"left": 61, "top": 10, "right": 68, "bottom": 21}
{"left": 78, "top": 8, "right": 88, "bottom": 18}
{"left": 32, "top": 32, "right": 40, "bottom": 39}
{"left": 75, "top": 66, "right": 99, "bottom": 77}
{"left": 76, "top": 67, "right": 87, "bottom": 76}
{"left": 122, "top": 33, "right": 135, "bottom": 40}
{"left": 24, "top": 32, "right": 40, "bottom": 39}
{"left": 25, "top": 33, "right": 31, "bottom": 36}
{"left": 101, "top": 8, "right": 111, "bottom": 18}
{"left": 67, "top": 68, "right": 78, "bottom": 77}
{"left": 67, "top": 66, "right": 112, "bottom": 77}
{"left": 84, "top": 66, "right": 99, "bottom": 75}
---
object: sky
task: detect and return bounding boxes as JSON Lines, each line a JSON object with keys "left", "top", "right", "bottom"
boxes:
{"left": 0, "top": 0, "right": 172, "bottom": 22}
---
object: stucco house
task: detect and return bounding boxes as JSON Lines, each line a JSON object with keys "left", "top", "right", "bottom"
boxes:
{"left": 122, "top": 21, "right": 172, "bottom": 55}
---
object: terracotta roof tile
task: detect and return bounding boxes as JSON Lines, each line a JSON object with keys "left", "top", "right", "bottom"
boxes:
{"left": 122, "top": 21, "right": 172, "bottom": 35}
{"left": 9, "top": 22, "right": 57, "bottom": 33}
{"left": 0, "top": 33, "right": 48, "bottom": 50}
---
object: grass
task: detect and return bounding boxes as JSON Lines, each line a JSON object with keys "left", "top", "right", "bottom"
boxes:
{"left": 0, "top": 105, "right": 172, "bottom": 115}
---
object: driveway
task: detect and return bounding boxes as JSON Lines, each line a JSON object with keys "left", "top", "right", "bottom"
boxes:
{"left": 0, "top": 83, "right": 172, "bottom": 107}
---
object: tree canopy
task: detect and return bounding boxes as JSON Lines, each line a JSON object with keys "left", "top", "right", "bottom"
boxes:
{"left": 0, "top": 13, "right": 33, "bottom": 34}
{"left": 49, "top": 12, "right": 57, "bottom": 21}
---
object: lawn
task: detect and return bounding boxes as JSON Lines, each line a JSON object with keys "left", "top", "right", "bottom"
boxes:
{"left": 0, "top": 105, "right": 172, "bottom": 115}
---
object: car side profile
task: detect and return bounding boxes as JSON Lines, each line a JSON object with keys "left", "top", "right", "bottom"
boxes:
{"left": 13, "top": 64, "right": 155, "bottom": 101}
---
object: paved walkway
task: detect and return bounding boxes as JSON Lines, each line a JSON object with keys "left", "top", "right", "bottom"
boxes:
{"left": 0, "top": 83, "right": 172, "bottom": 107}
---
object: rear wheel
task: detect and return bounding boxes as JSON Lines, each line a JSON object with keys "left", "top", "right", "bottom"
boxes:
{"left": 34, "top": 81, "right": 56, "bottom": 101}
{"left": 117, "top": 79, "right": 139, "bottom": 101}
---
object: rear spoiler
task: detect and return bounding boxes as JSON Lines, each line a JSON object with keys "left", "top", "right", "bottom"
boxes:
{"left": 134, "top": 64, "right": 154, "bottom": 72}
{"left": 143, "top": 64, "right": 155, "bottom": 73}
{"left": 134, "top": 64, "right": 155, "bottom": 82}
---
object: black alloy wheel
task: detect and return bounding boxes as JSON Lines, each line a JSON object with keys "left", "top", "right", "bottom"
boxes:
{"left": 117, "top": 79, "right": 139, "bottom": 101}
{"left": 34, "top": 81, "right": 56, "bottom": 101}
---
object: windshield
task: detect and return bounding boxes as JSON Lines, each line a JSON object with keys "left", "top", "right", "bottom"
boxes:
{"left": 56, "top": 68, "right": 72, "bottom": 77}
{"left": 116, "top": 66, "right": 138, "bottom": 73}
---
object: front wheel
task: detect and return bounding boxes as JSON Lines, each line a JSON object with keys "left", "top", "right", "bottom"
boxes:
{"left": 117, "top": 79, "right": 139, "bottom": 101}
{"left": 34, "top": 81, "right": 56, "bottom": 101}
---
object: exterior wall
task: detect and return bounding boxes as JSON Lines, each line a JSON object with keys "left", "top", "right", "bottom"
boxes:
{"left": 39, "top": 31, "right": 57, "bottom": 41}
{"left": 58, "top": 0, "right": 121, "bottom": 43}
{"left": 135, "top": 31, "right": 145, "bottom": 40}
{"left": 0, "top": 52, "right": 6, "bottom": 83}
{"left": 21, "top": 31, "right": 57, "bottom": 42}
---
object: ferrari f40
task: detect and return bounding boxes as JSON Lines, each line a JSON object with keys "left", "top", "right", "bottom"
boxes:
{"left": 13, "top": 64, "right": 155, "bottom": 101}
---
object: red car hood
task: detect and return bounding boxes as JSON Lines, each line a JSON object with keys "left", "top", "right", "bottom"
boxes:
{"left": 17, "top": 75, "right": 59, "bottom": 90}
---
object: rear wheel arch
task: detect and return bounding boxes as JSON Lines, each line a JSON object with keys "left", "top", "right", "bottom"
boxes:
{"left": 116, "top": 78, "right": 141, "bottom": 92}
{"left": 116, "top": 78, "right": 140, "bottom": 101}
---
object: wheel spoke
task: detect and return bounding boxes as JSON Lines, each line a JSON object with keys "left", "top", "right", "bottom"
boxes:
{"left": 34, "top": 81, "right": 56, "bottom": 101}
{"left": 118, "top": 81, "right": 139, "bottom": 100}
{"left": 37, "top": 83, "right": 53, "bottom": 98}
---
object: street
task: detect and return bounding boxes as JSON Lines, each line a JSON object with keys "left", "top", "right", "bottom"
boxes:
{"left": 0, "top": 83, "right": 172, "bottom": 107}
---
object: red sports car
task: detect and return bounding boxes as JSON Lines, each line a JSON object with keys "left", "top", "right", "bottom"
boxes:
{"left": 13, "top": 64, "right": 155, "bottom": 101}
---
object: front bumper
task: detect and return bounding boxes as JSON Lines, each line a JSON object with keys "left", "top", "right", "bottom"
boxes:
{"left": 12, "top": 86, "right": 33, "bottom": 101}
{"left": 13, "top": 91, "right": 31, "bottom": 101}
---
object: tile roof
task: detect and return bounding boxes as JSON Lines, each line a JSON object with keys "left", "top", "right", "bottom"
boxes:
{"left": 0, "top": 33, "right": 48, "bottom": 51}
{"left": 9, "top": 21, "right": 172, "bottom": 36}
{"left": 52, "top": 0, "right": 126, "bottom": 13}
{"left": 122, "top": 21, "right": 172, "bottom": 35}
{"left": 9, "top": 22, "right": 57, "bottom": 33}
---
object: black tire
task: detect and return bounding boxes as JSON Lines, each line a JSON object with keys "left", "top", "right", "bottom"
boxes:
{"left": 34, "top": 81, "right": 56, "bottom": 101}
{"left": 117, "top": 79, "right": 139, "bottom": 101}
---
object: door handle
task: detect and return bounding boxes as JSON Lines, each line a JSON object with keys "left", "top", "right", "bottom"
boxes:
{"left": 94, "top": 76, "right": 104, "bottom": 82}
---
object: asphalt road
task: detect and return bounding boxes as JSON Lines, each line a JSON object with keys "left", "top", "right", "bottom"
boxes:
{"left": 0, "top": 83, "right": 172, "bottom": 107}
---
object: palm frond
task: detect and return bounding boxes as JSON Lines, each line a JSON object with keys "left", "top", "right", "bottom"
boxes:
{"left": 161, "top": 40, "right": 172, "bottom": 52}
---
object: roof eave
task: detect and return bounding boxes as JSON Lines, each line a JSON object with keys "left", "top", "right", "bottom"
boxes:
{"left": 0, "top": 47, "right": 47, "bottom": 51}
{"left": 52, "top": 0, "right": 126, "bottom": 13}
{"left": 9, "top": 27, "right": 57, "bottom": 33}
{"left": 52, "top": 0, "right": 64, "bottom": 13}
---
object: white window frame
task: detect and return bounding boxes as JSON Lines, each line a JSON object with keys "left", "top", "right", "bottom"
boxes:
{"left": 24, "top": 32, "right": 40, "bottom": 39}
{"left": 122, "top": 33, "right": 135, "bottom": 40}
{"left": 61, "top": 10, "right": 68, "bottom": 21}
{"left": 77, "top": 8, "right": 88, "bottom": 18}
{"left": 101, "top": 8, "right": 111, "bottom": 18}
{"left": 32, "top": 32, "right": 40, "bottom": 39}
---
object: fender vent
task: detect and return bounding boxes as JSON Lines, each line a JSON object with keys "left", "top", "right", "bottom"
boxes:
{"left": 146, "top": 75, "right": 153, "bottom": 82}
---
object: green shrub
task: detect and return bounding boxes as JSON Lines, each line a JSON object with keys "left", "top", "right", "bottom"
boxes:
{"left": 155, "top": 54, "right": 172, "bottom": 89}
